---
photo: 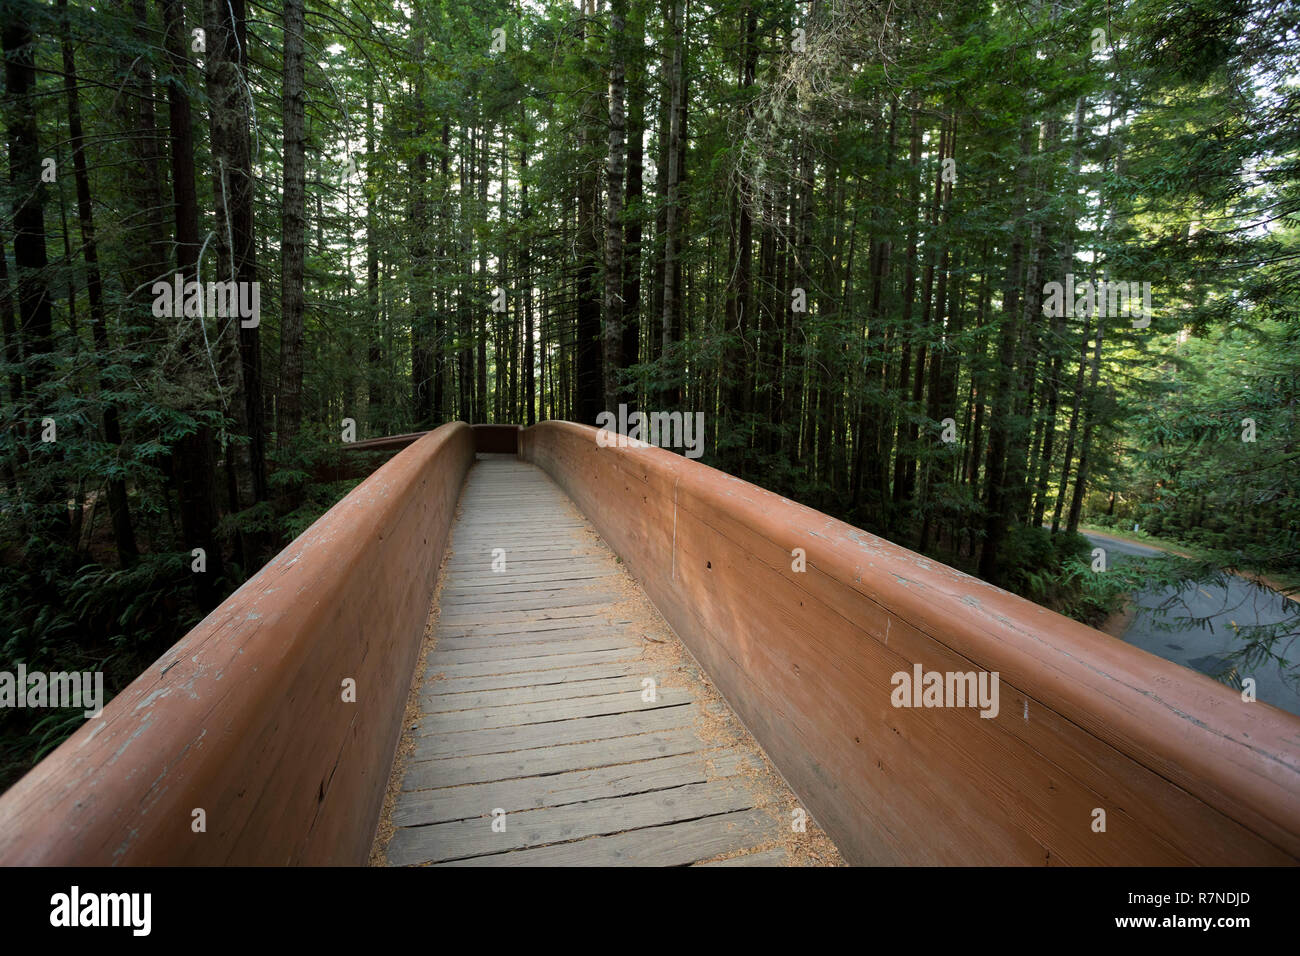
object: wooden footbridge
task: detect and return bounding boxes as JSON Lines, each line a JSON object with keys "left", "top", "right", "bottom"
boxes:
{"left": 1, "top": 422, "right": 1297, "bottom": 865}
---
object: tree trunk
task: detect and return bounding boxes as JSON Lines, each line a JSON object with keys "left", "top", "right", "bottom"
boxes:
{"left": 278, "top": 0, "right": 306, "bottom": 468}
{"left": 659, "top": 0, "right": 686, "bottom": 408}
{"left": 366, "top": 83, "right": 383, "bottom": 427}
{"left": 0, "top": 232, "right": 20, "bottom": 405}
{"left": 61, "top": 0, "right": 138, "bottom": 565}
{"left": 206, "top": 0, "right": 269, "bottom": 566}
{"left": 602, "top": 0, "right": 627, "bottom": 411}
{"left": 621, "top": 21, "right": 645, "bottom": 414}
{"left": 160, "top": 0, "right": 225, "bottom": 607}
{"left": 116, "top": 0, "right": 169, "bottom": 320}
{"left": 977, "top": 120, "right": 1034, "bottom": 584}
{"left": 3, "top": 14, "right": 54, "bottom": 396}
{"left": 519, "top": 113, "right": 535, "bottom": 425}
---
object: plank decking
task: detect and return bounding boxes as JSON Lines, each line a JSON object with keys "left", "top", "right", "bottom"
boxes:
{"left": 380, "top": 454, "right": 822, "bottom": 866}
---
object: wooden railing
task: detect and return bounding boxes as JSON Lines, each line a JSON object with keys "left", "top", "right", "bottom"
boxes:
{"left": 0, "top": 422, "right": 474, "bottom": 864}
{"left": 522, "top": 421, "right": 1300, "bottom": 865}
{"left": 1, "top": 418, "right": 1296, "bottom": 865}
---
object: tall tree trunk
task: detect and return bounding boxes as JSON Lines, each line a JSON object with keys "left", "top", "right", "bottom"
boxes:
{"left": 890, "top": 101, "right": 923, "bottom": 516}
{"left": 1066, "top": 95, "right": 1129, "bottom": 535}
{"left": 659, "top": 0, "right": 686, "bottom": 408}
{"left": 116, "top": 0, "right": 169, "bottom": 321}
{"left": 61, "top": 0, "right": 138, "bottom": 565}
{"left": 574, "top": 1, "right": 603, "bottom": 424}
{"left": 602, "top": 0, "right": 628, "bottom": 412}
{"left": 476, "top": 126, "right": 489, "bottom": 421}
{"left": 435, "top": 121, "right": 451, "bottom": 423}
{"left": 278, "top": 0, "right": 306, "bottom": 468}
{"left": 519, "top": 113, "right": 535, "bottom": 425}
{"left": 1052, "top": 314, "right": 1090, "bottom": 534}
{"left": 206, "top": 0, "right": 269, "bottom": 566}
{"left": 409, "top": 17, "right": 434, "bottom": 428}
{"left": 160, "top": 0, "right": 225, "bottom": 607}
{"left": 457, "top": 126, "right": 473, "bottom": 421}
{"left": 1066, "top": 317, "right": 1106, "bottom": 534}
{"left": 366, "top": 83, "right": 383, "bottom": 427}
{"left": 621, "top": 20, "right": 645, "bottom": 414}
{"left": 0, "top": 232, "right": 21, "bottom": 405}
{"left": 1034, "top": 102, "right": 1085, "bottom": 528}
{"left": 4, "top": 8, "right": 66, "bottom": 545}
{"left": 853, "top": 99, "right": 897, "bottom": 522}
{"left": 901, "top": 114, "right": 947, "bottom": 508}
{"left": 977, "top": 120, "right": 1034, "bottom": 584}
{"left": 4, "top": 14, "right": 54, "bottom": 396}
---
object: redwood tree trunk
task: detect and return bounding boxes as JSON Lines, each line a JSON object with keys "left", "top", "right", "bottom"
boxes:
{"left": 601, "top": 0, "right": 628, "bottom": 412}
{"left": 61, "top": 0, "right": 138, "bottom": 565}
{"left": 278, "top": 0, "right": 307, "bottom": 464}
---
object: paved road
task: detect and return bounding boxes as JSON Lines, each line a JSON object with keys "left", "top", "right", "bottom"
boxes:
{"left": 1084, "top": 532, "right": 1300, "bottom": 717}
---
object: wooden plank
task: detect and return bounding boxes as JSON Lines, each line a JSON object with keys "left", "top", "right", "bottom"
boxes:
{"left": 419, "top": 687, "right": 694, "bottom": 734}
{"left": 386, "top": 779, "right": 757, "bottom": 865}
{"left": 436, "top": 617, "right": 620, "bottom": 637}
{"left": 441, "top": 548, "right": 595, "bottom": 564}
{"left": 440, "top": 590, "right": 613, "bottom": 606}
{"left": 393, "top": 750, "right": 752, "bottom": 828}
{"left": 444, "top": 544, "right": 593, "bottom": 558}
{"left": 440, "top": 570, "right": 616, "bottom": 589}
{"left": 445, "top": 539, "right": 590, "bottom": 551}
{"left": 445, "top": 550, "right": 592, "bottom": 566}
{"left": 423, "top": 660, "right": 645, "bottom": 696}
{"left": 437, "top": 604, "right": 608, "bottom": 627}
{"left": 453, "top": 518, "right": 586, "bottom": 529}
{"left": 448, "top": 530, "right": 589, "bottom": 541}
{"left": 437, "top": 622, "right": 624, "bottom": 643}
{"left": 420, "top": 673, "right": 657, "bottom": 711}
{"left": 437, "top": 591, "right": 618, "bottom": 614}
{"left": 436, "top": 616, "right": 627, "bottom": 639}
{"left": 436, "top": 810, "right": 778, "bottom": 867}
{"left": 412, "top": 704, "right": 695, "bottom": 758}
{"left": 424, "top": 648, "right": 642, "bottom": 681}
{"left": 433, "top": 626, "right": 635, "bottom": 650}
{"left": 402, "top": 729, "right": 706, "bottom": 791}
{"left": 428, "top": 634, "right": 634, "bottom": 666}
{"left": 431, "top": 629, "right": 629, "bottom": 650}
{"left": 440, "top": 578, "right": 620, "bottom": 600}
{"left": 440, "top": 583, "right": 613, "bottom": 600}
{"left": 435, "top": 619, "right": 628, "bottom": 641}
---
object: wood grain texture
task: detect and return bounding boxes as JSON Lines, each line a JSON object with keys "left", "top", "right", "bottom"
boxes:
{"left": 520, "top": 420, "right": 1300, "bottom": 865}
{"left": 435, "top": 808, "right": 777, "bottom": 867}
{"left": 384, "top": 458, "right": 795, "bottom": 866}
{"left": 0, "top": 422, "right": 476, "bottom": 865}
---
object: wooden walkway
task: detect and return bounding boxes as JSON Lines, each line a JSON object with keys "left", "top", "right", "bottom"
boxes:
{"left": 380, "top": 454, "right": 831, "bottom": 866}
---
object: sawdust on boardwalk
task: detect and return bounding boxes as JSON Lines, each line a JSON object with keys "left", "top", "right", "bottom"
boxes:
{"left": 368, "top": 501, "right": 462, "bottom": 866}
{"left": 574, "top": 521, "right": 845, "bottom": 867}
{"left": 369, "top": 473, "right": 845, "bottom": 868}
